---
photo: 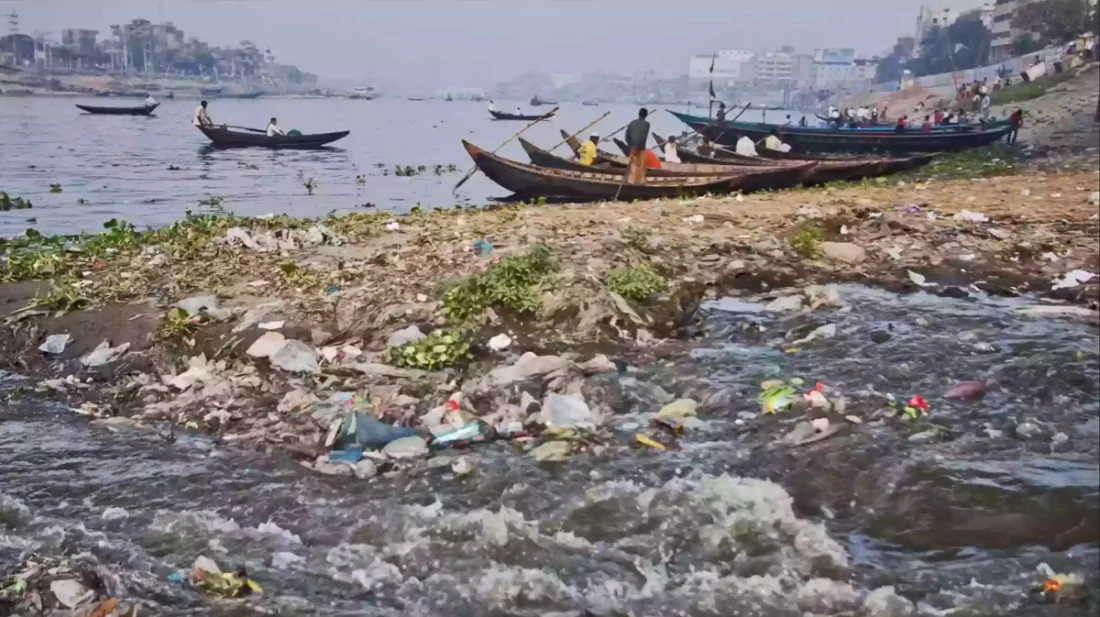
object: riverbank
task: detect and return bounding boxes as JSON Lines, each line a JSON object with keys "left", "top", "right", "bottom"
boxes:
{"left": 2, "top": 154, "right": 1097, "bottom": 446}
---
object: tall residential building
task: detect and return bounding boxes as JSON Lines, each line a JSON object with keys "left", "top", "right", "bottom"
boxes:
{"left": 61, "top": 28, "right": 97, "bottom": 58}
{"left": 688, "top": 49, "right": 754, "bottom": 88}
{"left": 990, "top": 0, "right": 1037, "bottom": 61}
{"left": 750, "top": 51, "right": 796, "bottom": 86}
{"left": 915, "top": 5, "right": 958, "bottom": 43}
{"left": 813, "top": 48, "right": 877, "bottom": 91}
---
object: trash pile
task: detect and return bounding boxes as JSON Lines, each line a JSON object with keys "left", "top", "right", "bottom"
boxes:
{"left": 0, "top": 556, "right": 129, "bottom": 616}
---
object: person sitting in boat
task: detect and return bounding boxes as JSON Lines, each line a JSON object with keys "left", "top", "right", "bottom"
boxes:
{"left": 921, "top": 116, "right": 932, "bottom": 133}
{"left": 193, "top": 100, "right": 213, "bottom": 127}
{"left": 488, "top": 100, "right": 495, "bottom": 111}
{"left": 734, "top": 134, "right": 758, "bottom": 157}
{"left": 266, "top": 117, "right": 286, "bottom": 137}
{"left": 894, "top": 116, "right": 907, "bottom": 133}
{"left": 144, "top": 94, "right": 157, "bottom": 107}
{"left": 763, "top": 129, "right": 787, "bottom": 152}
{"left": 578, "top": 133, "right": 598, "bottom": 165}
{"left": 798, "top": 115, "right": 808, "bottom": 127}
{"left": 715, "top": 102, "right": 728, "bottom": 123}
{"left": 663, "top": 136, "right": 681, "bottom": 164}
{"left": 933, "top": 108, "right": 944, "bottom": 125}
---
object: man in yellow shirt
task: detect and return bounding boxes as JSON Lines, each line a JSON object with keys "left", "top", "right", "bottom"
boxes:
{"left": 578, "top": 133, "right": 599, "bottom": 165}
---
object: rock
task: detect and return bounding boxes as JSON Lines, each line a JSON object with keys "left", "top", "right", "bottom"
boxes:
{"left": 530, "top": 440, "right": 572, "bottom": 462}
{"left": 382, "top": 436, "right": 429, "bottom": 459}
{"left": 1052, "top": 432, "right": 1069, "bottom": 448}
{"left": 38, "top": 333, "right": 71, "bottom": 354}
{"left": 80, "top": 341, "right": 130, "bottom": 367}
{"left": 821, "top": 241, "right": 866, "bottom": 264}
{"left": 988, "top": 228, "right": 1010, "bottom": 240}
{"left": 354, "top": 459, "right": 378, "bottom": 479}
{"left": 50, "top": 579, "right": 90, "bottom": 609}
{"left": 725, "top": 259, "right": 747, "bottom": 273}
{"left": 844, "top": 414, "right": 863, "bottom": 424}
{"left": 269, "top": 340, "right": 320, "bottom": 373}
{"left": 259, "top": 320, "right": 285, "bottom": 330}
{"left": 1014, "top": 421, "right": 1045, "bottom": 440}
{"left": 656, "top": 398, "right": 698, "bottom": 419}
{"left": 387, "top": 325, "right": 425, "bottom": 348}
{"left": 870, "top": 331, "right": 891, "bottom": 344}
{"left": 764, "top": 295, "right": 803, "bottom": 312}
{"left": 580, "top": 354, "right": 617, "bottom": 374}
{"left": 488, "top": 333, "right": 513, "bottom": 352}
{"left": 811, "top": 417, "right": 830, "bottom": 432}
{"left": 1088, "top": 190, "right": 1099, "bottom": 205}
{"left": 863, "top": 586, "right": 915, "bottom": 617}
{"left": 943, "top": 381, "right": 986, "bottom": 399}
{"left": 476, "top": 352, "right": 570, "bottom": 390}
{"left": 540, "top": 393, "right": 597, "bottom": 428}
{"left": 246, "top": 331, "right": 286, "bottom": 358}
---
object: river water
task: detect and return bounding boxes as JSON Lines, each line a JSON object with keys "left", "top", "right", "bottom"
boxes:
{"left": 2, "top": 285, "right": 1097, "bottom": 616}
{"left": 0, "top": 97, "right": 792, "bottom": 239}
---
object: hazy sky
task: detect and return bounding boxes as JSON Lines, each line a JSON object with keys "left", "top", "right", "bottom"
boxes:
{"left": 7, "top": 0, "right": 988, "bottom": 90}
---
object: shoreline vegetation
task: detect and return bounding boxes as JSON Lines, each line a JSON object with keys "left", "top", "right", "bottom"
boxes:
{"left": 1, "top": 143, "right": 1098, "bottom": 470}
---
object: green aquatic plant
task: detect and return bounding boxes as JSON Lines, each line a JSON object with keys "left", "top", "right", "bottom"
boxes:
{"left": 442, "top": 245, "right": 556, "bottom": 323}
{"left": 387, "top": 327, "right": 471, "bottom": 370}
{"left": 198, "top": 196, "right": 224, "bottom": 208}
{"left": 0, "top": 192, "right": 33, "bottom": 211}
{"left": 303, "top": 178, "right": 317, "bottom": 195}
{"left": 605, "top": 265, "right": 665, "bottom": 301}
{"left": 356, "top": 174, "right": 367, "bottom": 185}
{"left": 788, "top": 221, "right": 825, "bottom": 259}
{"left": 49, "top": 183, "right": 62, "bottom": 193}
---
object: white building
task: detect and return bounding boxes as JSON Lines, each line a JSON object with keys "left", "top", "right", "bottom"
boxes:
{"left": 750, "top": 51, "right": 796, "bottom": 86}
{"left": 915, "top": 5, "right": 958, "bottom": 43}
{"left": 990, "top": 0, "right": 1041, "bottom": 60}
{"left": 688, "top": 49, "right": 754, "bottom": 88}
{"left": 813, "top": 49, "right": 878, "bottom": 91}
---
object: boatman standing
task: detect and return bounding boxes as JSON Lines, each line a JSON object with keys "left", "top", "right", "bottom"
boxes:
{"left": 624, "top": 108, "right": 651, "bottom": 184}
{"left": 266, "top": 117, "right": 286, "bottom": 137}
{"left": 578, "top": 133, "right": 598, "bottom": 165}
{"left": 193, "top": 100, "right": 213, "bottom": 127}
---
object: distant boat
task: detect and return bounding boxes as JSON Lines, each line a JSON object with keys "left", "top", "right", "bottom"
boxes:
{"left": 224, "top": 91, "right": 263, "bottom": 99}
{"left": 530, "top": 95, "right": 557, "bottom": 106}
{"left": 349, "top": 86, "right": 377, "bottom": 100}
{"left": 200, "top": 86, "right": 224, "bottom": 96}
{"left": 489, "top": 109, "right": 557, "bottom": 121}
{"left": 76, "top": 102, "right": 159, "bottom": 116}
{"left": 581, "top": 100, "right": 599, "bottom": 106}
{"left": 444, "top": 94, "right": 454, "bottom": 101}
{"left": 407, "top": 97, "right": 425, "bottom": 101}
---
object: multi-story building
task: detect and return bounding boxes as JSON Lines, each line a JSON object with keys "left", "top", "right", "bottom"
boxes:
{"left": 750, "top": 51, "right": 796, "bottom": 86}
{"left": 688, "top": 48, "right": 754, "bottom": 90}
{"left": 915, "top": 5, "right": 958, "bottom": 43}
{"left": 61, "top": 28, "right": 97, "bottom": 57}
{"left": 812, "top": 48, "right": 878, "bottom": 91}
{"left": 960, "top": 2, "right": 996, "bottom": 29}
{"left": 990, "top": 0, "right": 1031, "bottom": 61}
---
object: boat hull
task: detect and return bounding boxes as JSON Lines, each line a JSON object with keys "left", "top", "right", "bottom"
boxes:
{"left": 76, "top": 103, "right": 158, "bottom": 116}
{"left": 489, "top": 109, "right": 556, "bottom": 121}
{"left": 465, "top": 140, "right": 815, "bottom": 201}
{"left": 196, "top": 126, "right": 350, "bottom": 148}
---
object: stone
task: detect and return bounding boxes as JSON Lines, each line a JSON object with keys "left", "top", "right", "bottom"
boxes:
{"left": 863, "top": 586, "right": 914, "bottom": 617}
{"left": 354, "top": 459, "right": 378, "bottom": 479}
{"left": 725, "top": 259, "right": 747, "bottom": 273}
{"left": 656, "top": 398, "right": 698, "bottom": 419}
{"left": 38, "top": 333, "right": 71, "bottom": 354}
{"left": 821, "top": 241, "right": 866, "bottom": 264}
{"left": 764, "top": 295, "right": 803, "bottom": 312}
{"left": 246, "top": 331, "right": 286, "bottom": 358}
{"left": 1014, "top": 421, "right": 1044, "bottom": 440}
{"left": 989, "top": 228, "right": 1010, "bottom": 240}
{"left": 387, "top": 325, "right": 425, "bottom": 348}
{"left": 269, "top": 340, "right": 321, "bottom": 373}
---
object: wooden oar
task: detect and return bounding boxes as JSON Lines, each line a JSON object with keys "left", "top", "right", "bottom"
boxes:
{"left": 226, "top": 125, "right": 267, "bottom": 134}
{"left": 453, "top": 106, "right": 559, "bottom": 192}
{"left": 548, "top": 110, "right": 610, "bottom": 153}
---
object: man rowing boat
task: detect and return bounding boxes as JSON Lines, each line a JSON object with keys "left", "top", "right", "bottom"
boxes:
{"left": 193, "top": 100, "right": 213, "bottom": 127}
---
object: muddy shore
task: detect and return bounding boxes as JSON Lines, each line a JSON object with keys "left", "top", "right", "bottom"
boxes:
{"left": 2, "top": 157, "right": 1097, "bottom": 458}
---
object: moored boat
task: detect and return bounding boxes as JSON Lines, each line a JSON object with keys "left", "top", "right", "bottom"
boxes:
{"left": 530, "top": 95, "right": 558, "bottom": 106}
{"left": 519, "top": 137, "right": 783, "bottom": 178}
{"left": 464, "top": 140, "right": 816, "bottom": 201}
{"left": 582, "top": 100, "right": 599, "bottom": 106}
{"left": 668, "top": 110, "right": 1012, "bottom": 154}
{"left": 75, "top": 102, "right": 159, "bottom": 116}
{"left": 196, "top": 125, "right": 350, "bottom": 148}
{"left": 489, "top": 109, "right": 557, "bottom": 121}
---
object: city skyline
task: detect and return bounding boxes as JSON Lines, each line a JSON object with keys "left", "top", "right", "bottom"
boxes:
{"left": 6, "top": 0, "right": 997, "bottom": 89}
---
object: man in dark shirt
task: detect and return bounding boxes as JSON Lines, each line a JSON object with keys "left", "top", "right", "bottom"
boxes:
{"left": 715, "top": 102, "right": 727, "bottom": 123}
{"left": 625, "top": 108, "right": 651, "bottom": 184}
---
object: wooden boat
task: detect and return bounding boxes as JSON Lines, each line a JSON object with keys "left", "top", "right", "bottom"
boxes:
{"left": 489, "top": 109, "right": 557, "bottom": 121}
{"left": 200, "top": 86, "right": 224, "bottom": 96}
{"left": 582, "top": 100, "right": 599, "bottom": 106}
{"left": 407, "top": 97, "right": 425, "bottom": 101}
{"left": 76, "top": 102, "right": 159, "bottom": 115}
{"left": 196, "top": 125, "right": 350, "bottom": 148}
{"left": 464, "top": 140, "right": 816, "bottom": 201}
{"left": 677, "top": 143, "right": 937, "bottom": 184}
{"left": 667, "top": 110, "right": 1012, "bottom": 154}
{"left": 530, "top": 96, "right": 557, "bottom": 106}
{"left": 223, "top": 91, "right": 263, "bottom": 99}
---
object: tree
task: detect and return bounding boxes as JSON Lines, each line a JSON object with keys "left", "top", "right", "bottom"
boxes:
{"left": 875, "top": 53, "right": 905, "bottom": 83}
{"left": 1014, "top": 0, "right": 1097, "bottom": 45}
{"left": 906, "top": 14, "right": 992, "bottom": 77}
{"left": 1013, "top": 34, "right": 1045, "bottom": 56}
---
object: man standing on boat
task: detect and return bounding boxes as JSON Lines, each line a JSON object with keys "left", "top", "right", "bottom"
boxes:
{"left": 266, "top": 117, "right": 286, "bottom": 137}
{"left": 625, "top": 108, "right": 651, "bottom": 184}
{"left": 193, "top": 100, "right": 214, "bottom": 127}
{"left": 578, "top": 133, "right": 598, "bottom": 165}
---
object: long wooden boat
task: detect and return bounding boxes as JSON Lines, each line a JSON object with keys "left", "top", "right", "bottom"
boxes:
{"left": 76, "top": 102, "right": 159, "bottom": 116}
{"left": 222, "top": 91, "right": 263, "bottom": 99}
{"left": 519, "top": 137, "right": 801, "bottom": 178}
{"left": 489, "top": 109, "right": 557, "bottom": 121}
{"left": 464, "top": 140, "right": 816, "bottom": 201}
{"left": 196, "top": 125, "right": 350, "bottom": 148}
{"left": 667, "top": 110, "right": 1012, "bottom": 154}
{"left": 678, "top": 144, "right": 938, "bottom": 184}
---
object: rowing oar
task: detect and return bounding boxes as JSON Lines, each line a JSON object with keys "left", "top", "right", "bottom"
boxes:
{"left": 453, "top": 106, "right": 559, "bottom": 193}
{"left": 548, "top": 110, "right": 611, "bottom": 153}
